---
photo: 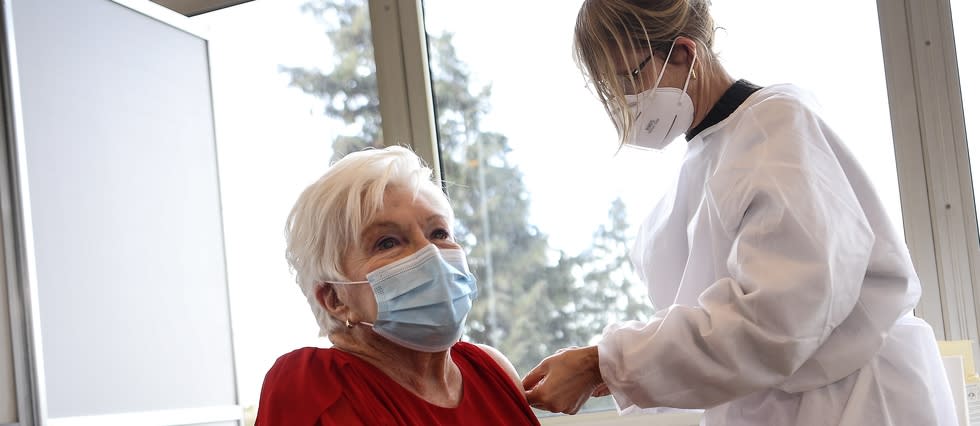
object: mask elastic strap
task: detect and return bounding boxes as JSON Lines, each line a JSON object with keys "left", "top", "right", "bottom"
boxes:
{"left": 679, "top": 47, "right": 698, "bottom": 104}
{"left": 654, "top": 39, "right": 698, "bottom": 105}
{"left": 324, "top": 280, "right": 369, "bottom": 285}
{"left": 651, "top": 40, "right": 676, "bottom": 92}
{"left": 346, "top": 317, "right": 374, "bottom": 328}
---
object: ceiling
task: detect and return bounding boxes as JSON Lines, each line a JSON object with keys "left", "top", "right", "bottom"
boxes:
{"left": 150, "top": 0, "right": 253, "bottom": 16}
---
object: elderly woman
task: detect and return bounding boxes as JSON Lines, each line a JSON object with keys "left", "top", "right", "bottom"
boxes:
{"left": 255, "top": 146, "right": 539, "bottom": 425}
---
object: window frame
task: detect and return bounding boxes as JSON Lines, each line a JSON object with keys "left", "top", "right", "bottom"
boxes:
{"left": 1, "top": 0, "right": 46, "bottom": 423}
{"left": 877, "top": 0, "right": 977, "bottom": 341}
{"left": 368, "top": 0, "right": 440, "bottom": 179}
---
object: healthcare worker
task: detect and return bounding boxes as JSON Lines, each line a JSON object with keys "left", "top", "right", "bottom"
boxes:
{"left": 521, "top": 0, "right": 959, "bottom": 424}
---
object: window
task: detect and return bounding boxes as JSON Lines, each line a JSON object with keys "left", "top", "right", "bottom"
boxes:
{"left": 420, "top": 0, "right": 903, "bottom": 417}
{"left": 710, "top": 0, "right": 903, "bottom": 230}
{"left": 196, "top": 0, "right": 944, "bottom": 424}
{"left": 422, "top": 0, "right": 679, "bottom": 414}
{"left": 192, "top": 0, "right": 380, "bottom": 418}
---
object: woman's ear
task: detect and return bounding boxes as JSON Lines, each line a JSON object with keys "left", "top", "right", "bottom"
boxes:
{"left": 316, "top": 283, "right": 347, "bottom": 317}
{"left": 669, "top": 36, "right": 698, "bottom": 66}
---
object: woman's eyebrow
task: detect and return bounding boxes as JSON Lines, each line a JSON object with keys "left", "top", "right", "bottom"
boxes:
{"left": 360, "top": 221, "right": 402, "bottom": 240}
{"left": 425, "top": 214, "right": 449, "bottom": 225}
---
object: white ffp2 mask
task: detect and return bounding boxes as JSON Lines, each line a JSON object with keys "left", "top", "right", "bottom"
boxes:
{"left": 621, "top": 40, "right": 697, "bottom": 150}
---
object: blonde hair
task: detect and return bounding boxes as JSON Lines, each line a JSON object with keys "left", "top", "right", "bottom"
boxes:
{"left": 573, "top": 0, "right": 717, "bottom": 145}
{"left": 285, "top": 145, "right": 453, "bottom": 335}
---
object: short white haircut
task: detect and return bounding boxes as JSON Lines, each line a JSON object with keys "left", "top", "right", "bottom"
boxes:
{"left": 285, "top": 145, "right": 453, "bottom": 336}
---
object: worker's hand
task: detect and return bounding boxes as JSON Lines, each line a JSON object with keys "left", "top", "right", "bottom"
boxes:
{"left": 522, "top": 345, "right": 603, "bottom": 414}
{"left": 591, "top": 383, "right": 610, "bottom": 397}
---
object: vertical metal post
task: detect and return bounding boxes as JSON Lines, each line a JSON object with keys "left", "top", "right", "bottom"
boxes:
{"left": 878, "top": 0, "right": 976, "bottom": 341}
{"left": 368, "top": 0, "right": 440, "bottom": 176}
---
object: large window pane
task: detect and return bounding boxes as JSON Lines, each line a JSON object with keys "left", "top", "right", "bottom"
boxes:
{"left": 422, "top": 0, "right": 903, "bottom": 417}
{"left": 710, "top": 1, "right": 903, "bottom": 229}
{"left": 423, "top": 1, "right": 677, "bottom": 415}
{"left": 192, "top": 0, "right": 380, "bottom": 420}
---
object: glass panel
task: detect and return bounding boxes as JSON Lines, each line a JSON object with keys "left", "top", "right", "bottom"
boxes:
{"left": 422, "top": 1, "right": 672, "bottom": 415}
{"left": 710, "top": 1, "right": 903, "bottom": 229}
{"left": 422, "top": 0, "right": 901, "bottom": 416}
{"left": 192, "top": 0, "right": 380, "bottom": 416}
{"left": 952, "top": 0, "right": 980, "bottom": 228}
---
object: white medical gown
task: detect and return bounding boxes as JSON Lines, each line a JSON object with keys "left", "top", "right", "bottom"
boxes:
{"left": 598, "top": 84, "right": 957, "bottom": 425}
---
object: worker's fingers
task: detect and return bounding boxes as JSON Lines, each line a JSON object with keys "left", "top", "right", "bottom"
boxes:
{"left": 591, "top": 383, "right": 610, "bottom": 397}
{"left": 521, "top": 347, "right": 602, "bottom": 414}
{"left": 522, "top": 363, "right": 548, "bottom": 391}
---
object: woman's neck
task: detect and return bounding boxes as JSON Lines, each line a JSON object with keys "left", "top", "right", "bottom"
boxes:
{"left": 691, "top": 64, "right": 735, "bottom": 131}
{"left": 331, "top": 329, "right": 463, "bottom": 407}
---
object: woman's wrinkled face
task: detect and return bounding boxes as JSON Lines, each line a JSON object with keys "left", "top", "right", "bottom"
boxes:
{"left": 337, "top": 186, "right": 460, "bottom": 320}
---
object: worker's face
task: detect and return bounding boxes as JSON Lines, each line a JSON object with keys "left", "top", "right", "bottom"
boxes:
{"left": 608, "top": 49, "right": 648, "bottom": 95}
{"left": 612, "top": 39, "right": 696, "bottom": 96}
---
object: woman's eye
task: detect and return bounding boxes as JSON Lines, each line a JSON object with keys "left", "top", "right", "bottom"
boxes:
{"left": 376, "top": 237, "right": 398, "bottom": 251}
{"left": 431, "top": 229, "right": 450, "bottom": 240}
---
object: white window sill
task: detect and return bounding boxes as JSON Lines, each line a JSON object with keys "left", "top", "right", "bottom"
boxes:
{"left": 540, "top": 410, "right": 703, "bottom": 425}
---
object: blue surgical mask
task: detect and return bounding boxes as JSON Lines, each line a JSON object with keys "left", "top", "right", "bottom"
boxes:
{"left": 332, "top": 244, "right": 478, "bottom": 352}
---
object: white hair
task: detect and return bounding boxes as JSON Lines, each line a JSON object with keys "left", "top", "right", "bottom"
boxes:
{"left": 285, "top": 145, "right": 453, "bottom": 336}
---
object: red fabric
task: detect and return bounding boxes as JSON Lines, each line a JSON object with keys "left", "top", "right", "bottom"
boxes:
{"left": 255, "top": 341, "right": 540, "bottom": 425}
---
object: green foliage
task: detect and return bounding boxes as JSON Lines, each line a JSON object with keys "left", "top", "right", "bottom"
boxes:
{"left": 280, "top": 0, "right": 383, "bottom": 152}
{"left": 285, "top": 0, "right": 653, "bottom": 385}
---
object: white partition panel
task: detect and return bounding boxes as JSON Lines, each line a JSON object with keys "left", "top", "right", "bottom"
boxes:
{"left": 10, "top": 0, "right": 237, "bottom": 420}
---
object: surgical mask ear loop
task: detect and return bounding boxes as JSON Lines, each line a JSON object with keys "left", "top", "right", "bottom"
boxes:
{"left": 322, "top": 280, "right": 372, "bottom": 330}
{"left": 345, "top": 316, "right": 375, "bottom": 329}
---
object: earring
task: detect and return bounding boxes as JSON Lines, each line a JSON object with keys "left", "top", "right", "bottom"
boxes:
{"left": 691, "top": 68, "right": 698, "bottom": 80}
{"left": 345, "top": 317, "right": 354, "bottom": 328}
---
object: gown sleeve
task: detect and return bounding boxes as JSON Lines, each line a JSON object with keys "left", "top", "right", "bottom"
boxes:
{"left": 598, "top": 95, "right": 876, "bottom": 410}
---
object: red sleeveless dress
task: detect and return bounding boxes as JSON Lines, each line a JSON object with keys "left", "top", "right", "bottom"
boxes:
{"left": 255, "top": 341, "right": 540, "bottom": 425}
